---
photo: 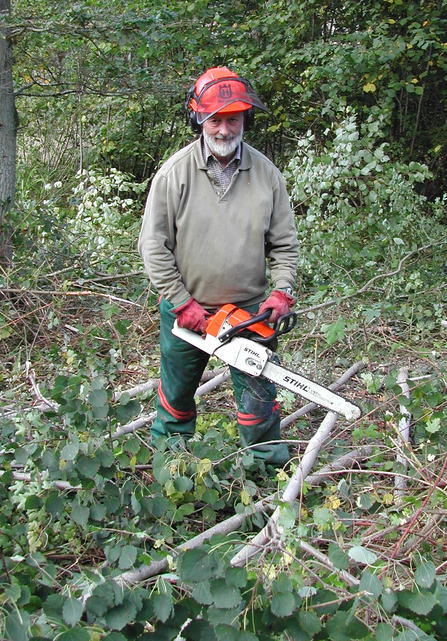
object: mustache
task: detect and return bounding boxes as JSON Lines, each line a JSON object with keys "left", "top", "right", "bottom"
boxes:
{"left": 213, "top": 133, "right": 236, "bottom": 140}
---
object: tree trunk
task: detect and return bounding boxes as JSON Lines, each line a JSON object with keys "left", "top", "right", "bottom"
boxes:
{"left": 0, "top": 0, "right": 17, "bottom": 265}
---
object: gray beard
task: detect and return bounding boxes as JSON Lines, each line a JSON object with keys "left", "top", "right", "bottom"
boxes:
{"left": 203, "top": 127, "right": 243, "bottom": 160}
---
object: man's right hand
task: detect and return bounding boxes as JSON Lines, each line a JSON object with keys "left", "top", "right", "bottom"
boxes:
{"left": 173, "top": 297, "right": 209, "bottom": 334}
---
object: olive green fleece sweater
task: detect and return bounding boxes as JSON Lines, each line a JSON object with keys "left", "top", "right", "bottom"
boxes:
{"left": 138, "top": 137, "right": 299, "bottom": 310}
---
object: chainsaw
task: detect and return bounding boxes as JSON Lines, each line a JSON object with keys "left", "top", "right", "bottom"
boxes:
{"left": 172, "top": 304, "right": 361, "bottom": 421}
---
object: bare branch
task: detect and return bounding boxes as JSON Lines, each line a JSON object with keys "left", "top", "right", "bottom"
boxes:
{"left": 0, "top": 287, "right": 143, "bottom": 307}
{"left": 394, "top": 367, "right": 411, "bottom": 497}
{"left": 230, "top": 411, "right": 339, "bottom": 567}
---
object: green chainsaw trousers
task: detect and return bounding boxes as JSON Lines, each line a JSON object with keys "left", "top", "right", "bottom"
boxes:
{"left": 151, "top": 298, "right": 290, "bottom": 467}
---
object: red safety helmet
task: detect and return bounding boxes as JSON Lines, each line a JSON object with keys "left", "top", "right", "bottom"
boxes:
{"left": 186, "top": 67, "right": 269, "bottom": 132}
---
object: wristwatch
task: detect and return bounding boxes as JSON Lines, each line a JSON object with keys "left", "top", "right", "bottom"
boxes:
{"left": 281, "top": 287, "right": 294, "bottom": 296}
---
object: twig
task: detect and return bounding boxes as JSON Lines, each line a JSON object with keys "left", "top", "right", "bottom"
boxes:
{"left": 0, "top": 287, "right": 143, "bottom": 308}
{"left": 281, "top": 361, "right": 363, "bottom": 428}
{"left": 25, "top": 361, "right": 59, "bottom": 413}
{"left": 230, "top": 411, "right": 339, "bottom": 567}
{"left": 392, "top": 615, "right": 428, "bottom": 636}
{"left": 399, "top": 516, "right": 441, "bottom": 556}
{"left": 388, "top": 455, "right": 447, "bottom": 564}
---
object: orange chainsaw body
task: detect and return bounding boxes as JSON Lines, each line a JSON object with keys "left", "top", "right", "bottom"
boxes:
{"left": 205, "top": 304, "right": 275, "bottom": 341}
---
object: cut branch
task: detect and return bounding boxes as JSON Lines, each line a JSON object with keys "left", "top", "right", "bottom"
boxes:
{"left": 394, "top": 367, "right": 411, "bottom": 497}
{"left": 111, "top": 368, "right": 231, "bottom": 439}
{"left": 230, "top": 411, "right": 339, "bottom": 567}
{"left": 297, "top": 540, "right": 360, "bottom": 587}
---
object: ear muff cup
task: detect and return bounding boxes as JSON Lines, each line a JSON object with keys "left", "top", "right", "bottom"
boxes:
{"left": 244, "top": 107, "right": 255, "bottom": 132}
{"left": 188, "top": 110, "right": 203, "bottom": 134}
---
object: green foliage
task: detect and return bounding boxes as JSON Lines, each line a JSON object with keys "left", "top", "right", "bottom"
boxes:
{"left": 1, "top": 1, "right": 447, "bottom": 639}
{"left": 2, "top": 363, "right": 447, "bottom": 639}
{"left": 286, "top": 108, "right": 446, "bottom": 349}
{"left": 3, "top": 0, "right": 447, "bottom": 188}
{"left": 70, "top": 168, "right": 148, "bottom": 272}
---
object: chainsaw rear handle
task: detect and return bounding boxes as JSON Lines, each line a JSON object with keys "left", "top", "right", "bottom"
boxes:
{"left": 218, "top": 310, "right": 297, "bottom": 344}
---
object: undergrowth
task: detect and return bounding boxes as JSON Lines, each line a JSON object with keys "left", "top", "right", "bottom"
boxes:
{"left": 0, "top": 110, "right": 446, "bottom": 640}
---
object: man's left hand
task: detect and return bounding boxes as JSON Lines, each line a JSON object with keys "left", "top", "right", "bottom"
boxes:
{"left": 258, "top": 290, "right": 296, "bottom": 323}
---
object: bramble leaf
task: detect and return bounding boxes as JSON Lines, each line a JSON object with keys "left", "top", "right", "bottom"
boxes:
{"left": 414, "top": 561, "right": 436, "bottom": 588}
{"left": 62, "top": 597, "right": 83, "bottom": 626}
{"left": 348, "top": 546, "right": 377, "bottom": 565}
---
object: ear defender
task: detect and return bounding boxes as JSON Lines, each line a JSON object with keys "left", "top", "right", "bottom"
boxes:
{"left": 185, "top": 85, "right": 202, "bottom": 134}
{"left": 244, "top": 107, "right": 255, "bottom": 132}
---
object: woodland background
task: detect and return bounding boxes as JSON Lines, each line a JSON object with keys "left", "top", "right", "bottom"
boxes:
{"left": 0, "top": 1, "right": 446, "bottom": 640}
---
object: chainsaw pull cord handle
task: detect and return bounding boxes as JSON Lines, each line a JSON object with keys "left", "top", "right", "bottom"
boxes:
{"left": 217, "top": 310, "right": 297, "bottom": 344}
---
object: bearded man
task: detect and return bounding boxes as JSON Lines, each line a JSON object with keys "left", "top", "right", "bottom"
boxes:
{"left": 138, "top": 67, "right": 299, "bottom": 467}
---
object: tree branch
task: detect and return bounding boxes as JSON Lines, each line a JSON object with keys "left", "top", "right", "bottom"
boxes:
{"left": 394, "top": 367, "right": 411, "bottom": 497}
{"left": 294, "top": 239, "right": 447, "bottom": 318}
{"left": 230, "top": 411, "right": 339, "bottom": 567}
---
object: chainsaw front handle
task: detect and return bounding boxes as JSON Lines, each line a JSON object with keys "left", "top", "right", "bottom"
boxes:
{"left": 218, "top": 310, "right": 297, "bottom": 344}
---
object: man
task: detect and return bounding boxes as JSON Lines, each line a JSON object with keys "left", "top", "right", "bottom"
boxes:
{"left": 138, "top": 67, "right": 299, "bottom": 466}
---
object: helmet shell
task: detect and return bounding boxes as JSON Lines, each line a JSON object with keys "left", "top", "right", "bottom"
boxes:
{"left": 188, "top": 67, "right": 268, "bottom": 125}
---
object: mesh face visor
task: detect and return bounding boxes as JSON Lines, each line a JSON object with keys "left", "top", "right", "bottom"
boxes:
{"left": 194, "top": 77, "right": 269, "bottom": 125}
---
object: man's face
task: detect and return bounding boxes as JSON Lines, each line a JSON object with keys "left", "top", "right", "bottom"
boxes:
{"left": 202, "top": 112, "right": 244, "bottom": 161}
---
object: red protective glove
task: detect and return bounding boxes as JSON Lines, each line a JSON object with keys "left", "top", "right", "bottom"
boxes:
{"left": 258, "top": 290, "right": 296, "bottom": 323}
{"left": 173, "top": 297, "right": 209, "bottom": 334}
